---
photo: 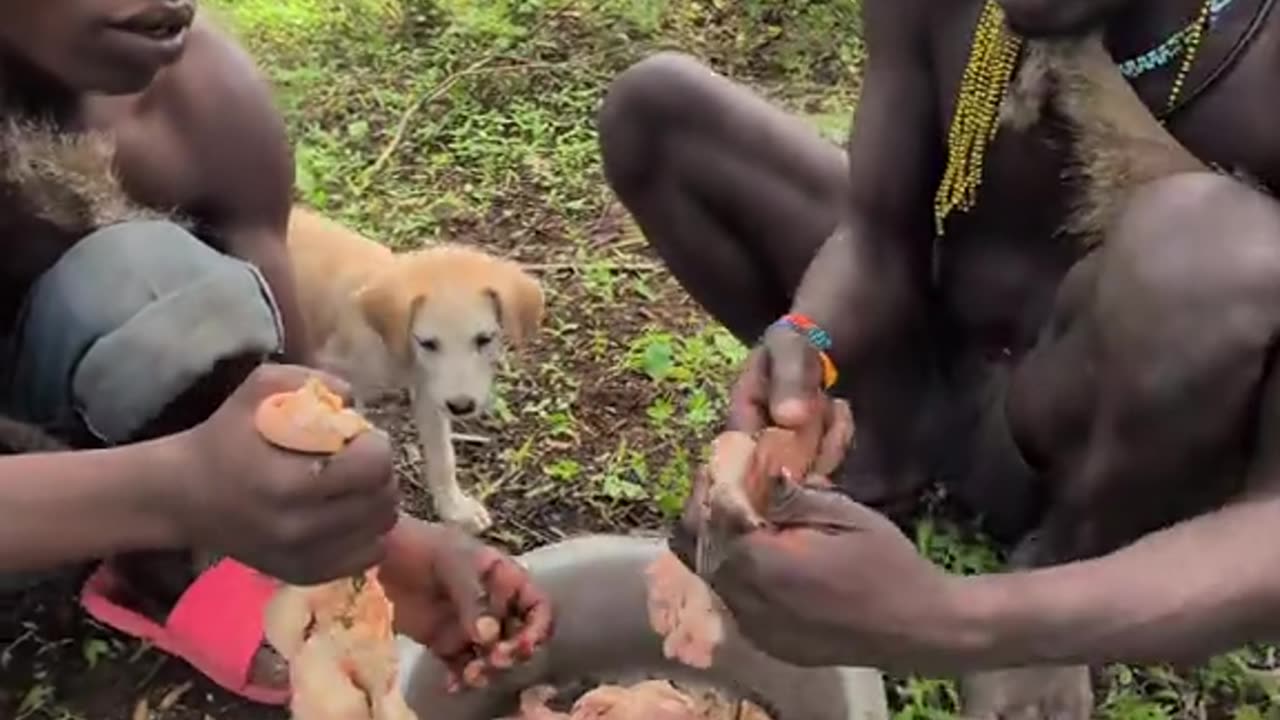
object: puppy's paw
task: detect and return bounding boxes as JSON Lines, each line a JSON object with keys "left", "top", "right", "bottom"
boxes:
{"left": 961, "top": 665, "right": 1093, "bottom": 720}
{"left": 436, "top": 493, "right": 493, "bottom": 535}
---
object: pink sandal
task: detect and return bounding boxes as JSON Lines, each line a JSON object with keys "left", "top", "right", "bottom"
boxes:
{"left": 81, "top": 557, "right": 290, "bottom": 705}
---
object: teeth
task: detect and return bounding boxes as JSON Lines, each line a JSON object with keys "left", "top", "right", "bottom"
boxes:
{"left": 135, "top": 23, "right": 181, "bottom": 38}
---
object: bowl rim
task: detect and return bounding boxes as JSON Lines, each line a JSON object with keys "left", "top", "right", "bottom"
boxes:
{"left": 396, "top": 532, "right": 889, "bottom": 720}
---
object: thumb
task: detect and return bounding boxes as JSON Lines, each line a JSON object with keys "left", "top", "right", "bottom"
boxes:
{"left": 764, "top": 330, "right": 823, "bottom": 429}
{"left": 434, "top": 541, "right": 502, "bottom": 647}
{"left": 765, "top": 480, "right": 881, "bottom": 533}
{"left": 670, "top": 464, "right": 712, "bottom": 570}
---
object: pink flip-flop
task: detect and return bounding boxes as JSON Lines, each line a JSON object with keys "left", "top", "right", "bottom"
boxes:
{"left": 81, "top": 557, "right": 291, "bottom": 706}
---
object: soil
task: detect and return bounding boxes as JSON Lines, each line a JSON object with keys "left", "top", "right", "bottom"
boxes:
{"left": 0, "top": 205, "right": 715, "bottom": 720}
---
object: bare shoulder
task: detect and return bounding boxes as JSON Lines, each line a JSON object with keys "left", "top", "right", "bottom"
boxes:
{"left": 154, "top": 19, "right": 286, "bottom": 145}
{"left": 143, "top": 18, "right": 292, "bottom": 220}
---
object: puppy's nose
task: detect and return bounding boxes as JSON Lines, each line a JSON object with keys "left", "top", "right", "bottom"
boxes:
{"left": 446, "top": 398, "right": 477, "bottom": 416}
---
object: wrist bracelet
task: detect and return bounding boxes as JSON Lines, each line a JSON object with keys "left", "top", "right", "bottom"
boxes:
{"left": 772, "top": 313, "right": 839, "bottom": 389}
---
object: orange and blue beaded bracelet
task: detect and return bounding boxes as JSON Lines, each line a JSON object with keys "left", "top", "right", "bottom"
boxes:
{"left": 772, "top": 313, "right": 839, "bottom": 390}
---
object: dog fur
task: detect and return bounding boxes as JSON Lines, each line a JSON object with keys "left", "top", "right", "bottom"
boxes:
{"left": 286, "top": 207, "right": 545, "bottom": 533}
{"left": 0, "top": 117, "right": 545, "bottom": 534}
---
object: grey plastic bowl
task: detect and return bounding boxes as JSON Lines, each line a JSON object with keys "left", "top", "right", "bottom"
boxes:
{"left": 396, "top": 534, "right": 889, "bottom": 719}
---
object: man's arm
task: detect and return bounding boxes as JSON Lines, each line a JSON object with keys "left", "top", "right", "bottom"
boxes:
{"left": 952, "top": 494, "right": 1280, "bottom": 669}
{"left": 944, "top": 360, "right": 1280, "bottom": 670}
{"left": 789, "top": 0, "right": 941, "bottom": 370}
{"left": 180, "top": 24, "right": 311, "bottom": 363}
{"left": 0, "top": 440, "right": 185, "bottom": 573}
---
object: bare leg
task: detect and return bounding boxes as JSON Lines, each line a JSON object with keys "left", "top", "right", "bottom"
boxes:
{"left": 600, "top": 53, "right": 935, "bottom": 514}
{"left": 962, "top": 172, "right": 1280, "bottom": 717}
{"left": 599, "top": 52, "right": 847, "bottom": 343}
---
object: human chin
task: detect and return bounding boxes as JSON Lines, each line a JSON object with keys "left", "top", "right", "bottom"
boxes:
{"left": 62, "top": 61, "right": 163, "bottom": 95}
{"left": 996, "top": 0, "right": 1124, "bottom": 37}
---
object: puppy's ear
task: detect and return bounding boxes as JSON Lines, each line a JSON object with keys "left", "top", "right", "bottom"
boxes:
{"left": 484, "top": 259, "right": 544, "bottom": 348}
{"left": 355, "top": 270, "right": 422, "bottom": 362}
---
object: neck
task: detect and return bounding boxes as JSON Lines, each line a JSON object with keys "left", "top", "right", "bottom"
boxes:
{"left": 1102, "top": 0, "right": 1211, "bottom": 59}
{"left": 0, "top": 50, "right": 79, "bottom": 125}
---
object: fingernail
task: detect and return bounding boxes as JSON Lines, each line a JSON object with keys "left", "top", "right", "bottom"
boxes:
{"left": 463, "top": 659, "right": 487, "bottom": 686}
{"left": 475, "top": 616, "right": 501, "bottom": 645}
{"left": 490, "top": 643, "right": 515, "bottom": 669}
{"left": 773, "top": 399, "right": 806, "bottom": 423}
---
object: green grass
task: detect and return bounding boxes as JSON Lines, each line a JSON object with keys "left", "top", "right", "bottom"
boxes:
{"left": 48, "top": 0, "right": 1269, "bottom": 717}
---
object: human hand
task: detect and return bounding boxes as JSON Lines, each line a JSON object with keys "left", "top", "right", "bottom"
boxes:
{"left": 170, "top": 364, "right": 399, "bottom": 585}
{"left": 670, "top": 401, "right": 853, "bottom": 573}
{"left": 703, "top": 478, "right": 960, "bottom": 669}
{"left": 379, "top": 517, "right": 553, "bottom": 691}
{"left": 728, "top": 322, "right": 844, "bottom": 434}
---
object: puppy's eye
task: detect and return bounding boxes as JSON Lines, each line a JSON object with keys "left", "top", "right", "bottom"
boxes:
{"left": 474, "top": 333, "right": 494, "bottom": 349}
{"left": 418, "top": 338, "right": 440, "bottom": 352}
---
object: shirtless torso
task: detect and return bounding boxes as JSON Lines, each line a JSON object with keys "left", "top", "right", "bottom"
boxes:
{"left": 601, "top": 0, "right": 1280, "bottom": 714}
{"left": 0, "top": 6, "right": 307, "bottom": 360}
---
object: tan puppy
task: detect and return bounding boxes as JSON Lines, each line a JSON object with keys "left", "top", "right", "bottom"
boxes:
{"left": 286, "top": 207, "right": 544, "bottom": 533}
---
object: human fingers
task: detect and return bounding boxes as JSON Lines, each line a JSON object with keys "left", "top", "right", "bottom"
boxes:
{"left": 813, "top": 398, "right": 854, "bottom": 476}
{"left": 254, "top": 530, "right": 387, "bottom": 586}
{"left": 498, "top": 568, "right": 553, "bottom": 660}
{"left": 763, "top": 329, "right": 824, "bottom": 429}
{"left": 288, "top": 430, "right": 396, "bottom": 502}
{"left": 765, "top": 481, "right": 878, "bottom": 532}
{"left": 431, "top": 539, "right": 502, "bottom": 648}
{"left": 237, "top": 363, "right": 355, "bottom": 408}
{"left": 726, "top": 348, "right": 770, "bottom": 433}
{"left": 422, "top": 616, "right": 475, "bottom": 666}
{"left": 669, "top": 464, "right": 712, "bottom": 570}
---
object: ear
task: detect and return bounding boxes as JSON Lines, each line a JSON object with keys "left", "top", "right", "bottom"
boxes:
{"left": 485, "top": 259, "right": 545, "bottom": 348}
{"left": 355, "top": 270, "right": 423, "bottom": 362}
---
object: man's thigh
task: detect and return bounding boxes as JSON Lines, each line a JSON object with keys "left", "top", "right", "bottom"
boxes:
{"left": 2, "top": 219, "right": 285, "bottom": 445}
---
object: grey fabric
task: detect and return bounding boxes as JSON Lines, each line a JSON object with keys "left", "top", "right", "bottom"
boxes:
{"left": 4, "top": 220, "right": 284, "bottom": 444}
{"left": 0, "top": 220, "right": 285, "bottom": 590}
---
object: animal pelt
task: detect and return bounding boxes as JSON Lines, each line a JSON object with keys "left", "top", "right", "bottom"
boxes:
{"left": 0, "top": 119, "right": 178, "bottom": 238}
{"left": 998, "top": 34, "right": 1209, "bottom": 247}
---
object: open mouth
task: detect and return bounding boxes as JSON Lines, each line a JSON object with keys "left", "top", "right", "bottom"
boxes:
{"left": 108, "top": 3, "right": 196, "bottom": 40}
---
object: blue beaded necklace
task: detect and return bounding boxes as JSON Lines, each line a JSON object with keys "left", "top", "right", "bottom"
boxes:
{"left": 1118, "top": 0, "right": 1236, "bottom": 78}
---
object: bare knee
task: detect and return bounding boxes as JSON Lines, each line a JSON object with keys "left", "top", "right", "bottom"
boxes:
{"left": 1103, "top": 172, "right": 1280, "bottom": 341}
{"left": 1031, "top": 175, "right": 1280, "bottom": 558}
{"left": 598, "top": 51, "right": 715, "bottom": 193}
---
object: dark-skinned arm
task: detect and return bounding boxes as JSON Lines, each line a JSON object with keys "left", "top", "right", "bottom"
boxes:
{"left": 944, "top": 358, "right": 1280, "bottom": 670}
{"left": 0, "top": 440, "right": 185, "bottom": 573}
{"left": 947, "top": 494, "right": 1280, "bottom": 670}
{"left": 184, "top": 24, "right": 311, "bottom": 363}
{"left": 788, "top": 0, "right": 940, "bottom": 372}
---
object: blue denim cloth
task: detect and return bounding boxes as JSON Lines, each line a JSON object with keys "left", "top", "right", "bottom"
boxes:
{"left": 0, "top": 220, "right": 284, "bottom": 592}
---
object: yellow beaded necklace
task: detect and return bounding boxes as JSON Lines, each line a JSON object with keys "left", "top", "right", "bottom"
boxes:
{"left": 1165, "top": 0, "right": 1214, "bottom": 113}
{"left": 933, "top": 0, "right": 1215, "bottom": 236}
{"left": 933, "top": 1, "right": 1023, "bottom": 236}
